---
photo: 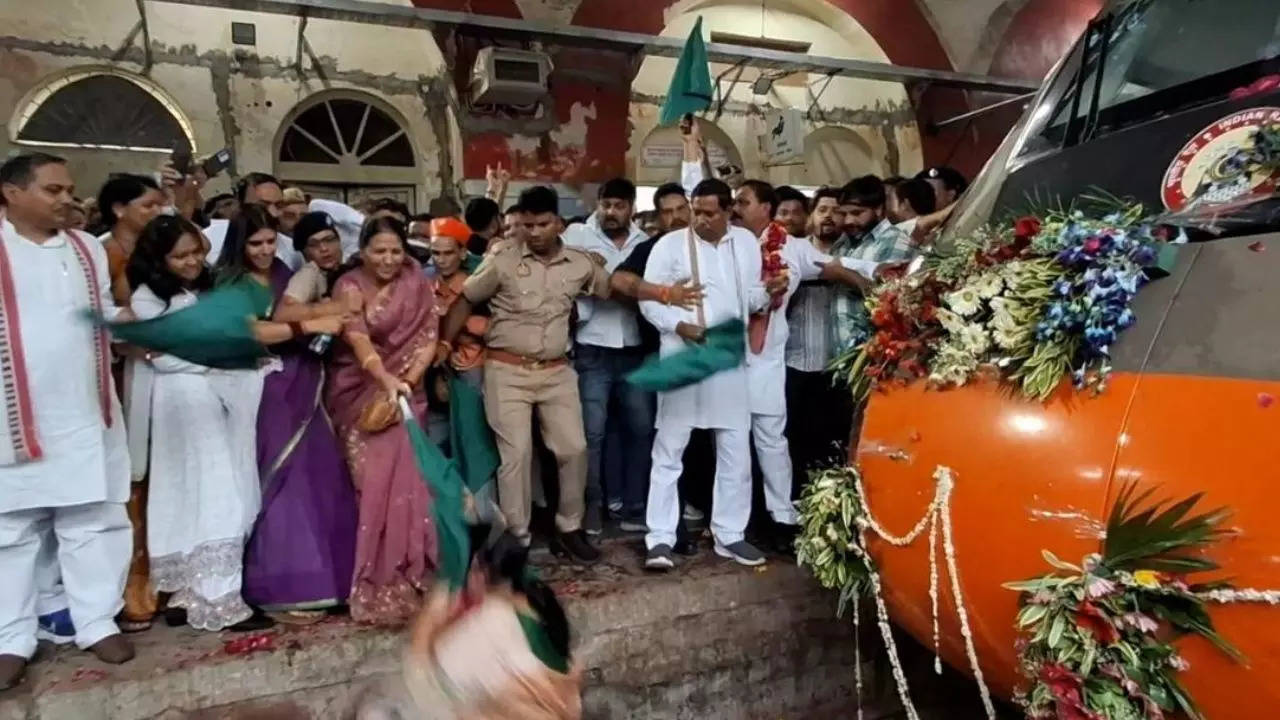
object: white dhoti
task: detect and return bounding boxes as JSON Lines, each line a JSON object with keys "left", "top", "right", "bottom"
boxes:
{"left": 646, "top": 425, "right": 751, "bottom": 549}
{"left": 0, "top": 504, "right": 130, "bottom": 657}
{"left": 0, "top": 222, "right": 133, "bottom": 660}
{"left": 751, "top": 413, "right": 798, "bottom": 525}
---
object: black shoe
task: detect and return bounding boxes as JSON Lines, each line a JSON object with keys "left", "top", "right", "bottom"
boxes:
{"left": 163, "top": 607, "right": 188, "bottom": 627}
{"left": 773, "top": 523, "right": 800, "bottom": 556}
{"left": 645, "top": 544, "right": 675, "bottom": 572}
{"left": 550, "top": 530, "right": 601, "bottom": 564}
{"left": 673, "top": 537, "right": 699, "bottom": 557}
{"left": 228, "top": 612, "right": 276, "bottom": 633}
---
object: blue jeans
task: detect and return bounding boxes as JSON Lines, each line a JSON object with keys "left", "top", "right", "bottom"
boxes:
{"left": 574, "top": 343, "right": 654, "bottom": 519}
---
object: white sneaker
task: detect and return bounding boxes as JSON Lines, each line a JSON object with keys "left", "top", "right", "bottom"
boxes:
{"left": 682, "top": 505, "right": 705, "bottom": 522}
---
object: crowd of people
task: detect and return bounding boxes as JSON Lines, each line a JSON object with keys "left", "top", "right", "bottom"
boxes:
{"left": 0, "top": 118, "right": 965, "bottom": 690}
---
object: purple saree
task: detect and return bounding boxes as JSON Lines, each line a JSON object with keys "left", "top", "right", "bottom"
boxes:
{"left": 243, "top": 260, "right": 358, "bottom": 612}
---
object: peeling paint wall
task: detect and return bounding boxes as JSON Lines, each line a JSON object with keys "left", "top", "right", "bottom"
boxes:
{"left": 0, "top": 0, "right": 456, "bottom": 210}
{"left": 628, "top": 0, "right": 925, "bottom": 189}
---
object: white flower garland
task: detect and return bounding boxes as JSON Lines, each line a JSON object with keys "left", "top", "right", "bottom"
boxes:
{"left": 1199, "top": 588, "right": 1280, "bottom": 605}
{"left": 840, "top": 465, "right": 996, "bottom": 720}
{"left": 852, "top": 591, "right": 864, "bottom": 720}
{"left": 928, "top": 513, "right": 942, "bottom": 675}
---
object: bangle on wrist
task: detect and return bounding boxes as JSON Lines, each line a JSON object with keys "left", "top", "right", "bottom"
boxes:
{"left": 288, "top": 321, "right": 305, "bottom": 338}
{"left": 659, "top": 286, "right": 671, "bottom": 305}
{"left": 361, "top": 354, "right": 380, "bottom": 370}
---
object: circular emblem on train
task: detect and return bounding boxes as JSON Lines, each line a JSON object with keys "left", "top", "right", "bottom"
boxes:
{"left": 1162, "top": 106, "right": 1280, "bottom": 210}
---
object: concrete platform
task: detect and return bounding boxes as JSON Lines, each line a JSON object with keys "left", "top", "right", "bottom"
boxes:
{"left": 0, "top": 537, "right": 1005, "bottom": 719}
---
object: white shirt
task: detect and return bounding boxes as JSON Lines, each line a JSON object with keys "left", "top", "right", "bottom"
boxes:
{"left": 563, "top": 215, "right": 648, "bottom": 349}
{"left": 0, "top": 221, "right": 128, "bottom": 512}
{"left": 640, "top": 226, "right": 768, "bottom": 431}
{"left": 203, "top": 218, "right": 302, "bottom": 270}
{"left": 747, "top": 235, "right": 880, "bottom": 416}
{"left": 308, "top": 198, "right": 364, "bottom": 261}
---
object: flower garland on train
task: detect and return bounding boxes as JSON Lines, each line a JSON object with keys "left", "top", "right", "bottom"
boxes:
{"left": 833, "top": 205, "right": 1182, "bottom": 403}
{"left": 797, "top": 465, "right": 1280, "bottom": 720}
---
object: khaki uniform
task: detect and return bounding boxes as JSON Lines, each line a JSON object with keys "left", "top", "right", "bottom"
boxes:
{"left": 463, "top": 242, "right": 610, "bottom": 542}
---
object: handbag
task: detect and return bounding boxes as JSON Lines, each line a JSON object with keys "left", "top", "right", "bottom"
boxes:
{"left": 357, "top": 394, "right": 403, "bottom": 434}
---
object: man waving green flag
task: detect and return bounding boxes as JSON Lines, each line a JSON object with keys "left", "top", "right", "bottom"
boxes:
{"left": 659, "top": 17, "right": 713, "bottom": 126}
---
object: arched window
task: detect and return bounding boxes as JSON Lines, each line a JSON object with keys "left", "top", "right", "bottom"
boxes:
{"left": 279, "top": 95, "right": 414, "bottom": 167}
{"left": 10, "top": 69, "right": 195, "bottom": 152}
{"left": 275, "top": 92, "right": 418, "bottom": 187}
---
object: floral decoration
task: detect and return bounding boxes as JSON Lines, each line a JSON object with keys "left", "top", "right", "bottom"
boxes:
{"left": 833, "top": 205, "right": 1181, "bottom": 402}
{"left": 1006, "top": 483, "right": 1242, "bottom": 720}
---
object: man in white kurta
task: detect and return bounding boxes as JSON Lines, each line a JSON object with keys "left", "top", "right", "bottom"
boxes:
{"left": 733, "top": 181, "right": 882, "bottom": 552}
{"left": 745, "top": 235, "right": 878, "bottom": 537}
{"left": 639, "top": 179, "right": 769, "bottom": 569}
{"left": 0, "top": 154, "right": 134, "bottom": 688}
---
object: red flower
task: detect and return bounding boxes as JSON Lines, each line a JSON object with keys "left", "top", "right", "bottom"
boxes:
{"left": 1082, "top": 236, "right": 1102, "bottom": 254}
{"left": 1014, "top": 216, "right": 1043, "bottom": 240}
{"left": 1041, "top": 664, "right": 1102, "bottom": 720}
{"left": 1074, "top": 601, "right": 1120, "bottom": 645}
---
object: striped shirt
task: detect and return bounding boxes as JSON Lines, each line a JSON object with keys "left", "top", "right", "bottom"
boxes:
{"left": 784, "top": 237, "right": 837, "bottom": 373}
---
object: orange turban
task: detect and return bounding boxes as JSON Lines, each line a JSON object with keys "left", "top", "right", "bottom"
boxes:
{"left": 430, "top": 217, "right": 471, "bottom": 245}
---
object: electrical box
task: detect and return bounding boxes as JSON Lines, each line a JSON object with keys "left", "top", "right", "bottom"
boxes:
{"left": 470, "top": 48, "right": 552, "bottom": 107}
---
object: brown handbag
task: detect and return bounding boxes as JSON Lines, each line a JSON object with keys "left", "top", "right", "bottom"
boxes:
{"left": 357, "top": 395, "right": 403, "bottom": 434}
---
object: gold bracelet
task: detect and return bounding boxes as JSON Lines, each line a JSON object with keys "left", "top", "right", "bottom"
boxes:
{"left": 361, "top": 355, "right": 380, "bottom": 370}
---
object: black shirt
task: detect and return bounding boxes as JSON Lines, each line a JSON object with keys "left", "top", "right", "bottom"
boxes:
{"left": 616, "top": 235, "right": 662, "bottom": 355}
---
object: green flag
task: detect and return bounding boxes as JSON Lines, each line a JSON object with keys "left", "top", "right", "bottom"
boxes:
{"left": 625, "top": 318, "right": 746, "bottom": 392}
{"left": 400, "top": 397, "right": 471, "bottom": 590}
{"left": 659, "top": 17, "right": 713, "bottom": 127}
{"left": 92, "top": 281, "right": 271, "bottom": 369}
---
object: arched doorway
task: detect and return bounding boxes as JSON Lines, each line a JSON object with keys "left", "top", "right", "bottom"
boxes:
{"left": 802, "top": 126, "right": 879, "bottom": 186}
{"left": 274, "top": 91, "right": 420, "bottom": 211}
{"left": 629, "top": 0, "right": 922, "bottom": 184}
{"left": 9, "top": 67, "right": 196, "bottom": 153}
{"left": 634, "top": 121, "right": 742, "bottom": 188}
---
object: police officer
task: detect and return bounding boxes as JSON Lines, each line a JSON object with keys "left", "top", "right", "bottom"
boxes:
{"left": 441, "top": 186, "right": 609, "bottom": 563}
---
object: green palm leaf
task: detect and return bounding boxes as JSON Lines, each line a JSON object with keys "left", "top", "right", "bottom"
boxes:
{"left": 1103, "top": 482, "right": 1232, "bottom": 573}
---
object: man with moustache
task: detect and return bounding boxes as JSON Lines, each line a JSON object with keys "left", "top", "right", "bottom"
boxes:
{"left": 0, "top": 154, "right": 136, "bottom": 688}
{"left": 832, "top": 175, "right": 917, "bottom": 356}
{"left": 784, "top": 187, "right": 860, "bottom": 495}
{"left": 733, "top": 180, "right": 880, "bottom": 552}
{"left": 563, "top": 179, "right": 660, "bottom": 534}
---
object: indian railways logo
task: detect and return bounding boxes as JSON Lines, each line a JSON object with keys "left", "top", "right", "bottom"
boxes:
{"left": 1161, "top": 106, "right": 1280, "bottom": 210}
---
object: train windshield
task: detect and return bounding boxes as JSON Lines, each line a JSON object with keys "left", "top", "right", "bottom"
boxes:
{"left": 1016, "top": 0, "right": 1280, "bottom": 161}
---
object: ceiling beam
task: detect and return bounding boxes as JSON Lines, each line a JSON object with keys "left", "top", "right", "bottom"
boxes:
{"left": 147, "top": 0, "right": 1042, "bottom": 94}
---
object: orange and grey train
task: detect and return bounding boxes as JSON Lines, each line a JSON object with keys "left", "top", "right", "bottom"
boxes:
{"left": 854, "top": 0, "right": 1280, "bottom": 714}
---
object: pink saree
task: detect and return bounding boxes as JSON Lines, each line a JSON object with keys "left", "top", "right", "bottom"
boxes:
{"left": 326, "top": 259, "right": 439, "bottom": 625}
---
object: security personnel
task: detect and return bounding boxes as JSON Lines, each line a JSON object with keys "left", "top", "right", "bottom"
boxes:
{"left": 441, "top": 186, "right": 609, "bottom": 563}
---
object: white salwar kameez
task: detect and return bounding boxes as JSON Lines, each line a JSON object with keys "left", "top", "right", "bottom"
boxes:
{"left": 745, "top": 236, "right": 881, "bottom": 525}
{"left": 130, "top": 285, "right": 264, "bottom": 631}
{"left": 639, "top": 226, "right": 767, "bottom": 550}
{"left": 0, "top": 221, "right": 131, "bottom": 659}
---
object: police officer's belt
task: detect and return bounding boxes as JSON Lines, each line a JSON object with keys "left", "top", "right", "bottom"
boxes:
{"left": 488, "top": 349, "right": 568, "bottom": 369}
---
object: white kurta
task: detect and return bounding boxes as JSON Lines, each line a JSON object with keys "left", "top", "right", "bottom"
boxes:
{"left": 640, "top": 226, "right": 768, "bottom": 432}
{"left": 132, "top": 284, "right": 263, "bottom": 631}
{"left": 745, "top": 236, "right": 881, "bottom": 417}
{"left": 0, "top": 221, "right": 128, "bottom": 512}
{"left": 0, "top": 221, "right": 132, "bottom": 658}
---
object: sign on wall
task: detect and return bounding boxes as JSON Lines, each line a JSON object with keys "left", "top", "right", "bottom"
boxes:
{"left": 759, "top": 108, "right": 806, "bottom": 166}
{"left": 641, "top": 142, "right": 731, "bottom": 168}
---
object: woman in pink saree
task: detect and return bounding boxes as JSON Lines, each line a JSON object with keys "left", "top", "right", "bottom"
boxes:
{"left": 326, "top": 217, "right": 439, "bottom": 625}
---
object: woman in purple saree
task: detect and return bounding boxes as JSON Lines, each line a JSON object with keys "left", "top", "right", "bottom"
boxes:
{"left": 243, "top": 213, "right": 358, "bottom": 622}
{"left": 326, "top": 217, "right": 439, "bottom": 625}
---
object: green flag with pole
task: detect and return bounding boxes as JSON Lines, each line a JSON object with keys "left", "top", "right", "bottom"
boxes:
{"left": 659, "top": 17, "right": 714, "bottom": 127}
